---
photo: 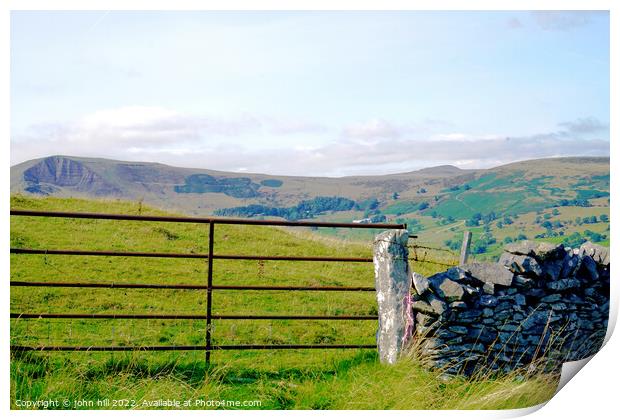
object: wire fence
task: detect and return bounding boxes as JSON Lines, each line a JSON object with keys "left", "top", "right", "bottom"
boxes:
{"left": 408, "top": 243, "right": 461, "bottom": 267}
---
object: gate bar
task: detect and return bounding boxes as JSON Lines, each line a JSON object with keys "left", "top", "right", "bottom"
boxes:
{"left": 10, "top": 248, "right": 374, "bottom": 262}
{"left": 10, "top": 313, "right": 377, "bottom": 320}
{"left": 11, "top": 344, "right": 376, "bottom": 351}
{"left": 9, "top": 281, "right": 376, "bottom": 291}
{"left": 10, "top": 209, "right": 406, "bottom": 229}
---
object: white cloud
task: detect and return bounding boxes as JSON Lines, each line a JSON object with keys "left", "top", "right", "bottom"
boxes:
{"left": 506, "top": 17, "right": 523, "bottom": 29}
{"left": 428, "top": 133, "right": 502, "bottom": 142}
{"left": 342, "top": 119, "right": 403, "bottom": 142}
{"left": 11, "top": 106, "right": 329, "bottom": 164}
{"left": 80, "top": 106, "right": 179, "bottom": 129}
{"left": 506, "top": 12, "right": 606, "bottom": 33}
{"left": 262, "top": 117, "right": 327, "bottom": 135}
{"left": 558, "top": 117, "right": 608, "bottom": 134}
{"left": 531, "top": 11, "right": 605, "bottom": 31}
{"left": 10, "top": 107, "right": 610, "bottom": 177}
{"left": 78, "top": 129, "right": 606, "bottom": 177}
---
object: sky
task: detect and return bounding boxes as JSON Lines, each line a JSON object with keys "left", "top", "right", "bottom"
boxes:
{"left": 10, "top": 10, "right": 610, "bottom": 176}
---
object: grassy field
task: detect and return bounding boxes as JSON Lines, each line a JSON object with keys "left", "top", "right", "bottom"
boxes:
{"left": 10, "top": 195, "right": 559, "bottom": 410}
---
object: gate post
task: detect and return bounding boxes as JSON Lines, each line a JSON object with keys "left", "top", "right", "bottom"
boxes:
{"left": 373, "top": 229, "right": 412, "bottom": 364}
{"left": 206, "top": 221, "right": 214, "bottom": 368}
{"left": 460, "top": 230, "right": 472, "bottom": 265}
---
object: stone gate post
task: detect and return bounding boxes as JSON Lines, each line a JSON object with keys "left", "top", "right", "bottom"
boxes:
{"left": 373, "top": 229, "right": 412, "bottom": 364}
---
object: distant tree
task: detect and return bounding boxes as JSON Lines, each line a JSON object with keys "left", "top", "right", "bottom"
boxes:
{"left": 558, "top": 199, "right": 591, "bottom": 207}
{"left": 503, "top": 215, "right": 514, "bottom": 225}
{"left": 361, "top": 198, "right": 380, "bottom": 210}
{"left": 496, "top": 221, "right": 504, "bottom": 229}
{"left": 472, "top": 241, "right": 487, "bottom": 254}
{"left": 600, "top": 214, "right": 609, "bottom": 223}
{"left": 392, "top": 192, "right": 400, "bottom": 200}
{"left": 444, "top": 238, "right": 460, "bottom": 251}
{"left": 466, "top": 213, "right": 482, "bottom": 227}
{"left": 585, "top": 230, "right": 606, "bottom": 242}
{"left": 552, "top": 209, "right": 560, "bottom": 216}
{"left": 215, "top": 196, "right": 358, "bottom": 220}
{"left": 541, "top": 221, "right": 553, "bottom": 230}
{"left": 503, "top": 236, "right": 514, "bottom": 244}
{"left": 564, "top": 232, "right": 586, "bottom": 248}
{"left": 418, "top": 202, "right": 429, "bottom": 211}
{"left": 370, "top": 214, "right": 387, "bottom": 223}
{"left": 516, "top": 233, "right": 528, "bottom": 240}
{"left": 482, "top": 212, "right": 497, "bottom": 224}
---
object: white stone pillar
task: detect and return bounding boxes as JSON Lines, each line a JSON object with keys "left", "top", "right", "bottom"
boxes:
{"left": 373, "top": 229, "right": 412, "bottom": 364}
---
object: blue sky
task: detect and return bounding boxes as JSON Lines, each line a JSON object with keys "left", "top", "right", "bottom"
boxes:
{"left": 10, "top": 10, "right": 609, "bottom": 176}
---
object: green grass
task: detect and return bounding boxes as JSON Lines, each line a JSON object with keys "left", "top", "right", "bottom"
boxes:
{"left": 383, "top": 200, "right": 422, "bottom": 215}
{"left": 11, "top": 350, "right": 557, "bottom": 410}
{"left": 460, "top": 191, "right": 529, "bottom": 214}
{"left": 432, "top": 199, "right": 473, "bottom": 219}
{"left": 10, "top": 195, "right": 559, "bottom": 410}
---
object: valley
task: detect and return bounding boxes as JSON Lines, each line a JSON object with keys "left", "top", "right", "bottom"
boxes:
{"left": 11, "top": 155, "right": 610, "bottom": 258}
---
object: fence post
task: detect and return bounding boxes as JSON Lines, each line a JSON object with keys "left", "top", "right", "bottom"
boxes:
{"left": 373, "top": 229, "right": 412, "bottom": 364}
{"left": 206, "top": 221, "right": 214, "bottom": 368}
{"left": 460, "top": 230, "right": 472, "bottom": 265}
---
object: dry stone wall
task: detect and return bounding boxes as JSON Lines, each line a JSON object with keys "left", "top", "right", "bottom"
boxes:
{"left": 410, "top": 241, "right": 610, "bottom": 376}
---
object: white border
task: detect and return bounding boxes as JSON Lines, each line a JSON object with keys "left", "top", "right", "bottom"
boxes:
{"left": 2, "top": 1, "right": 617, "bottom": 419}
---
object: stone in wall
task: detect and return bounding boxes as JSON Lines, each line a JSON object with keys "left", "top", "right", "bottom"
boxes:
{"left": 409, "top": 241, "right": 610, "bottom": 376}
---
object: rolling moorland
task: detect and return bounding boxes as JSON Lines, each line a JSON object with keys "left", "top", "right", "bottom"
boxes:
{"left": 10, "top": 155, "right": 610, "bottom": 258}
{"left": 10, "top": 195, "right": 559, "bottom": 409}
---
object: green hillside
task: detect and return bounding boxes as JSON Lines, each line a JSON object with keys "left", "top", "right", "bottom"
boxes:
{"left": 10, "top": 196, "right": 558, "bottom": 410}
{"left": 10, "top": 156, "right": 610, "bottom": 261}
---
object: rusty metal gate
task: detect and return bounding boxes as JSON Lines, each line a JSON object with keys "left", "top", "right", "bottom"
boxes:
{"left": 10, "top": 209, "right": 408, "bottom": 364}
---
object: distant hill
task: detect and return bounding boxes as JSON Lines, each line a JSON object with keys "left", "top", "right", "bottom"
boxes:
{"left": 11, "top": 155, "right": 610, "bottom": 257}
{"left": 11, "top": 155, "right": 475, "bottom": 215}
